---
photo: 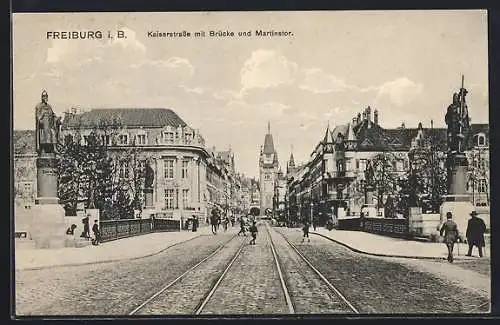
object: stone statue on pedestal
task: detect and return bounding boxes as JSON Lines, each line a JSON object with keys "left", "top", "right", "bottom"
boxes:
{"left": 445, "top": 80, "right": 470, "bottom": 154}
{"left": 35, "top": 90, "right": 61, "bottom": 154}
{"left": 364, "top": 160, "right": 375, "bottom": 189}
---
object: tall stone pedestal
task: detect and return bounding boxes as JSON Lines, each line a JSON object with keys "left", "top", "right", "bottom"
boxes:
{"left": 29, "top": 153, "right": 68, "bottom": 249}
{"left": 440, "top": 153, "right": 474, "bottom": 240}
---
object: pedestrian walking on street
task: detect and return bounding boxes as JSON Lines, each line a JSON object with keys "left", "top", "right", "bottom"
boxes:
{"left": 223, "top": 215, "right": 229, "bottom": 232}
{"left": 81, "top": 215, "right": 91, "bottom": 240}
{"left": 238, "top": 216, "right": 247, "bottom": 236}
{"left": 302, "top": 220, "right": 310, "bottom": 243}
{"left": 466, "top": 211, "right": 486, "bottom": 257}
{"left": 312, "top": 217, "right": 317, "bottom": 231}
{"left": 440, "top": 212, "right": 459, "bottom": 263}
{"left": 91, "top": 220, "right": 101, "bottom": 246}
{"left": 210, "top": 208, "right": 218, "bottom": 235}
{"left": 249, "top": 220, "right": 258, "bottom": 245}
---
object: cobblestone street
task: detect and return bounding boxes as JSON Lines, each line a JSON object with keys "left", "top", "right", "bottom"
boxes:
{"left": 275, "top": 227, "right": 490, "bottom": 314}
{"left": 15, "top": 233, "right": 236, "bottom": 316}
{"left": 15, "top": 224, "right": 491, "bottom": 316}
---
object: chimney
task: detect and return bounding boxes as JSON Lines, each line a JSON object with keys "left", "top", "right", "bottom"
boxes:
{"left": 401, "top": 122, "right": 406, "bottom": 129}
{"left": 374, "top": 109, "right": 379, "bottom": 125}
{"left": 366, "top": 106, "right": 372, "bottom": 122}
{"left": 352, "top": 117, "right": 357, "bottom": 126}
{"left": 357, "top": 113, "right": 361, "bottom": 124}
{"left": 362, "top": 110, "right": 367, "bottom": 121}
{"left": 430, "top": 120, "right": 434, "bottom": 129}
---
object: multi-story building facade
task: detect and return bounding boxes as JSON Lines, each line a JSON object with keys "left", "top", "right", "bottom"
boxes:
{"left": 287, "top": 106, "right": 489, "bottom": 225}
{"left": 13, "top": 108, "right": 244, "bottom": 222}
{"left": 259, "top": 122, "right": 279, "bottom": 215}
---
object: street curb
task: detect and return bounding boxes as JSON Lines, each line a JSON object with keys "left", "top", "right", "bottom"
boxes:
{"left": 15, "top": 233, "right": 208, "bottom": 271}
{"left": 310, "top": 231, "right": 451, "bottom": 261}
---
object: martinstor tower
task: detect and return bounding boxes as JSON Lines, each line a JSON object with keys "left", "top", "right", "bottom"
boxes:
{"left": 259, "top": 121, "right": 279, "bottom": 215}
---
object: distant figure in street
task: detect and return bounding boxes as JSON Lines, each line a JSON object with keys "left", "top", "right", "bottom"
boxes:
{"left": 302, "top": 220, "right": 310, "bottom": 243}
{"left": 466, "top": 211, "right": 486, "bottom": 257}
{"left": 192, "top": 215, "right": 199, "bottom": 232}
{"left": 440, "top": 212, "right": 459, "bottom": 263}
{"left": 312, "top": 217, "right": 317, "bottom": 231}
{"left": 223, "top": 215, "right": 230, "bottom": 232}
{"left": 81, "top": 215, "right": 91, "bottom": 240}
{"left": 91, "top": 220, "right": 101, "bottom": 245}
{"left": 210, "top": 208, "right": 218, "bottom": 235}
{"left": 230, "top": 216, "right": 235, "bottom": 227}
{"left": 66, "top": 224, "right": 77, "bottom": 235}
{"left": 249, "top": 221, "right": 258, "bottom": 245}
{"left": 238, "top": 215, "right": 247, "bottom": 236}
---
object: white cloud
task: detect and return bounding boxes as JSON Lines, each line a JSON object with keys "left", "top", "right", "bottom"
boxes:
{"left": 375, "top": 77, "right": 423, "bottom": 106}
{"left": 240, "top": 49, "right": 298, "bottom": 90}
{"left": 299, "top": 68, "right": 352, "bottom": 93}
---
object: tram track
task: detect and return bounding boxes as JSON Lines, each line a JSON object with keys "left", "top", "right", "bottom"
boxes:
{"left": 267, "top": 224, "right": 359, "bottom": 314}
{"left": 128, "top": 233, "right": 247, "bottom": 315}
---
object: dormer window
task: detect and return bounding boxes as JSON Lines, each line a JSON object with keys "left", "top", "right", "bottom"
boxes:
{"left": 477, "top": 133, "right": 486, "bottom": 147}
{"left": 163, "top": 131, "right": 175, "bottom": 143}
{"left": 136, "top": 131, "right": 147, "bottom": 145}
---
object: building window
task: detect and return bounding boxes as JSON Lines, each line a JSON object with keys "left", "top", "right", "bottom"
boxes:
{"left": 119, "top": 161, "right": 129, "bottom": 178}
{"left": 392, "top": 161, "right": 397, "bottom": 171}
{"left": 478, "top": 134, "right": 486, "bottom": 147}
{"left": 164, "top": 159, "right": 175, "bottom": 179}
{"left": 118, "top": 134, "right": 129, "bottom": 145}
{"left": 182, "top": 189, "right": 189, "bottom": 207}
{"left": 478, "top": 179, "right": 487, "bottom": 193}
{"left": 137, "top": 134, "right": 147, "bottom": 145}
{"left": 182, "top": 160, "right": 189, "bottom": 179}
{"left": 100, "top": 135, "right": 111, "bottom": 146}
{"left": 356, "top": 159, "right": 360, "bottom": 170}
{"left": 164, "top": 189, "right": 174, "bottom": 209}
{"left": 163, "top": 132, "right": 175, "bottom": 143}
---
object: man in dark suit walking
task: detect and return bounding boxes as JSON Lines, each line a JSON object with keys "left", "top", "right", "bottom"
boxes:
{"left": 466, "top": 211, "right": 486, "bottom": 257}
{"left": 440, "top": 212, "right": 459, "bottom": 263}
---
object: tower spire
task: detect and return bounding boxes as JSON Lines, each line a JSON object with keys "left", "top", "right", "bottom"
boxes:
{"left": 267, "top": 120, "right": 271, "bottom": 134}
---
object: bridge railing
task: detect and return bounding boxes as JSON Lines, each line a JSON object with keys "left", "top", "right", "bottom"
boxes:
{"left": 99, "top": 217, "right": 181, "bottom": 243}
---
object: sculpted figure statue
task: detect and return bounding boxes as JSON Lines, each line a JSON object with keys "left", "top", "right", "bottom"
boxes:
{"left": 35, "top": 90, "right": 61, "bottom": 154}
{"left": 445, "top": 87, "right": 470, "bottom": 153}
{"left": 364, "top": 160, "right": 375, "bottom": 188}
{"left": 144, "top": 160, "right": 155, "bottom": 188}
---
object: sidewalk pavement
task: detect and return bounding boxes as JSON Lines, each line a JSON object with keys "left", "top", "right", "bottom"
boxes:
{"left": 15, "top": 226, "right": 238, "bottom": 271}
{"left": 310, "top": 228, "right": 491, "bottom": 260}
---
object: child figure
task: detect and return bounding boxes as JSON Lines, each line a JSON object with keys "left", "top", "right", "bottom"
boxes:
{"left": 249, "top": 221, "right": 258, "bottom": 245}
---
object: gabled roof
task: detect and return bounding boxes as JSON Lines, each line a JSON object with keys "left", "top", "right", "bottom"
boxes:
{"left": 62, "top": 108, "right": 188, "bottom": 129}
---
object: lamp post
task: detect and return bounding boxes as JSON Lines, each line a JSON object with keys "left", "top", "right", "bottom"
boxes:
{"left": 310, "top": 202, "right": 314, "bottom": 225}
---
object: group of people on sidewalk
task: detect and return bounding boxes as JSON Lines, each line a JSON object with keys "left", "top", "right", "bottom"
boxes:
{"left": 65, "top": 215, "right": 102, "bottom": 246}
{"left": 439, "top": 210, "right": 487, "bottom": 263}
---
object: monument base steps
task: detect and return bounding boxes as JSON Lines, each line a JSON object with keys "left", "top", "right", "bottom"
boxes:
{"left": 440, "top": 200, "right": 474, "bottom": 240}
{"left": 29, "top": 203, "right": 71, "bottom": 249}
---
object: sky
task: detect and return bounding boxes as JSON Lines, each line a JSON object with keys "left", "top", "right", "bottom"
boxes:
{"left": 12, "top": 11, "right": 489, "bottom": 178}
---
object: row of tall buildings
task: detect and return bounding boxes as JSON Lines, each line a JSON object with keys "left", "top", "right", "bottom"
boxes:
{"left": 265, "top": 106, "right": 489, "bottom": 225}
{"left": 14, "top": 107, "right": 259, "bottom": 221}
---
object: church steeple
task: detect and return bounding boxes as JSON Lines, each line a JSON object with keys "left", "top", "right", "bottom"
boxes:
{"left": 267, "top": 120, "right": 271, "bottom": 134}
{"left": 289, "top": 144, "right": 295, "bottom": 168}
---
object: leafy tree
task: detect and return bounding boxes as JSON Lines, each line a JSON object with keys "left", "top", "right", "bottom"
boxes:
{"left": 370, "top": 152, "right": 400, "bottom": 210}
{"left": 407, "top": 141, "right": 447, "bottom": 213}
{"left": 57, "top": 131, "right": 114, "bottom": 216}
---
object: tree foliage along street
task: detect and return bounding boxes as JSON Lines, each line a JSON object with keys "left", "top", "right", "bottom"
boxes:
{"left": 56, "top": 118, "right": 145, "bottom": 219}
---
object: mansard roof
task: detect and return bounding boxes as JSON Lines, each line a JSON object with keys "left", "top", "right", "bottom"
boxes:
{"left": 62, "top": 108, "right": 188, "bottom": 129}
